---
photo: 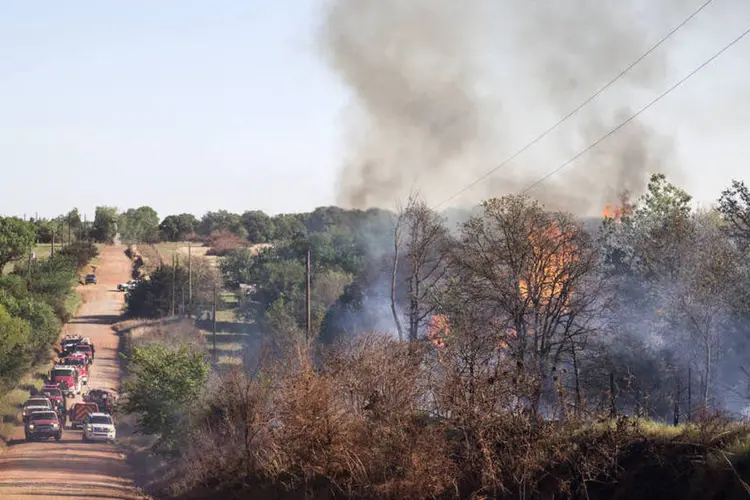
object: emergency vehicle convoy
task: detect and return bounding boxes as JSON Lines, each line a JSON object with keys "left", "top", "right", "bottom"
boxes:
{"left": 21, "top": 333, "right": 117, "bottom": 443}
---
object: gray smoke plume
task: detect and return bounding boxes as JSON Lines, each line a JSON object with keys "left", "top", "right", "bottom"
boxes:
{"left": 320, "top": 0, "right": 691, "bottom": 215}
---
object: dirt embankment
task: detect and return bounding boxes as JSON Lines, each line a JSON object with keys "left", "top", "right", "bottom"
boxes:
{"left": 0, "top": 244, "right": 147, "bottom": 499}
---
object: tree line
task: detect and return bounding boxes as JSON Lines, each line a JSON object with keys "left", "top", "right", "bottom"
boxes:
{"left": 116, "top": 174, "right": 750, "bottom": 499}
{"left": 0, "top": 211, "right": 98, "bottom": 396}
{"left": 114, "top": 174, "right": 750, "bottom": 421}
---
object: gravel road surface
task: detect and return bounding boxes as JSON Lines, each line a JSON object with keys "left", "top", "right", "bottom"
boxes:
{"left": 0, "top": 244, "right": 144, "bottom": 499}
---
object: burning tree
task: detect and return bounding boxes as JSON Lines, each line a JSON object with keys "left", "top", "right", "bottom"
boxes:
{"left": 390, "top": 195, "right": 452, "bottom": 342}
{"left": 447, "top": 195, "right": 602, "bottom": 416}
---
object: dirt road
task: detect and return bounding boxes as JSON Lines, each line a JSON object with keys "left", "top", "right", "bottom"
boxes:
{"left": 0, "top": 244, "right": 144, "bottom": 499}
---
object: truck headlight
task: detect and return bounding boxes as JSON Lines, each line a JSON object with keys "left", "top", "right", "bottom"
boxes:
{"left": 86, "top": 425, "right": 93, "bottom": 431}
{"left": 28, "top": 424, "right": 35, "bottom": 430}
{"left": 52, "top": 423, "right": 59, "bottom": 429}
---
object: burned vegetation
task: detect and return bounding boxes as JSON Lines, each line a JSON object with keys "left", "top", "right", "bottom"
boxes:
{"left": 120, "top": 175, "right": 750, "bottom": 500}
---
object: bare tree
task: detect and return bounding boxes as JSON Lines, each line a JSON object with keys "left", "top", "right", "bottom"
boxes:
{"left": 448, "top": 195, "right": 602, "bottom": 415}
{"left": 670, "top": 210, "right": 739, "bottom": 410}
{"left": 391, "top": 194, "right": 452, "bottom": 342}
{"left": 391, "top": 203, "right": 406, "bottom": 342}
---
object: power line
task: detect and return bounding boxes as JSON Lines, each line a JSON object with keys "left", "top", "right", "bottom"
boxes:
{"left": 520, "top": 24, "right": 750, "bottom": 196}
{"left": 433, "top": 0, "right": 717, "bottom": 209}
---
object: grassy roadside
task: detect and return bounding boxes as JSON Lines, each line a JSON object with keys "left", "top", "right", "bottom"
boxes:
{"left": 0, "top": 288, "right": 84, "bottom": 448}
{"left": 114, "top": 318, "right": 190, "bottom": 498}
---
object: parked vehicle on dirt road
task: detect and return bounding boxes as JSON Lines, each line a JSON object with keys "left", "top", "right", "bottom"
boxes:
{"left": 69, "top": 402, "right": 99, "bottom": 429}
{"left": 82, "top": 412, "right": 116, "bottom": 443}
{"left": 74, "top": 342, "right": 95, "bottom": 364}
{"left": 25, "top": 410, "right": 63, "bottom": 442}
{"left": 62, "top": 353, "right": 89, "bottom": 385}
{"left": 49, "top": 365, "right": 81, "bottom": 397}
{"left": 40, "top": 384, "right": 67, "bottom": 422}
{"left": 117, "top": 279, "right": 138, "bottom": 291}
{"left": 83, "top": 388, "right": 117, "bottom": 414}
{"left": 84, "top": 273, "right": 97, "bottom": 285}
{"left": 60, "top": 334, "right": 83, "bottom": 356}
{"left": 22, "top": 398, "right": 53, "bottom": 423}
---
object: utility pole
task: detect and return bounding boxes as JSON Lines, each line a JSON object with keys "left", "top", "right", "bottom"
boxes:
{"left": 51, "top": 232, "right": 55, "bottom": 257}
{"left": 306, "top": 247, "right": 311, "bottom": 340}
{"left": 170, "top": 253, "right": 176, "bottom": 316}
{"left": 68, "top": 220, "right": 71, "bottom": 245}
{"left": 212, "top": 282, "right": 217, "bottom": 363}
{"left": 188, "top": 242, "right": 192, "bottom": 317}
{"left": 687, "top": 366, "right": 693, "bottom": 422}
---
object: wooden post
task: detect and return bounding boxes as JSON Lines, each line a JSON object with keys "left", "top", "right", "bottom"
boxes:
{"left": 212, "top": 282, "right": 217, "bottom": 363}
{"left": 170, "top": 253, "right": 176, "bottom": 316}
{"left": 674, "top": 374, "right": 681, "bottom": 426}
{"left": 687, "top": 366, "right": 693, "bottom": 422}
{"left": 188, "top": 242, "right": 192, "bottom": 317}
{"left": 306, "top": 247, "right": 311, "bottom": 340}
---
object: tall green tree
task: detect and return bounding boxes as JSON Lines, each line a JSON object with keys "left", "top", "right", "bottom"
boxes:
{"left": 91, "top": 206, "right": 119, "bottom": 243}
{"left": 119, "top": 206, "right": 161, "bottom": 243}
{"left": 0, "top": 303, "right": 32, "bottom": 390}
{"left": 197, "top": 210, "right": 247, "bottom": 239}
{"left": 0, "top": 217, "right": 36, "bottom": 274}
{"left": 121, "top": 342, "right": 208, "bottom": 453}
{"left": 159, "top": 213, "right": 198, "bottom": 242}
{"left": 241, "top": 210, "right": 275, "bottom": 243}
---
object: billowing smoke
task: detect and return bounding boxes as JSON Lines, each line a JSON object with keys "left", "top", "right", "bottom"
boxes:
{"left": 320, "top": 0, "right": 688, "bottom": 215}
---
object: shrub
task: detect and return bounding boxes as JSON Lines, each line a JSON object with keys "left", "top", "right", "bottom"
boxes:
{"left": 0, "top": 304, "right": 32, "bottom": 393}
{"left": 206, "top": 229, "right": 246, "bottom": 257}
{"left": 121, "top": 342, "right": 209, "bottom": 454}
{"left": 56, "top": 241, "right": 99, "bottom": 269}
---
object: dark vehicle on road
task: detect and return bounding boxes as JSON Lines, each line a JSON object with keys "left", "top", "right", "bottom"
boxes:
{"left": 22, "top": 397, "right": 53, "bottom": 423}
{"left": 60, "top": 334, "right": 83, "bottom": 355}
{"left": 25, "top": 410, "right": 63, "bottom": 442}
{"left": 84, "top": 274, "right": 97, "bottom": 285}
{"left": 84, "top": 388, "right": 117, "bottom": 414}
{"left": 40, "top": 385, "right": 67, "bottom": 421}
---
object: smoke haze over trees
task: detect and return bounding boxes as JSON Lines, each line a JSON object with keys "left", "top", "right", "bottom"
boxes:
{"left": 318, "top": 0, "right": 702, "bottom": 214}
{"left": 117, "top": 175, "right": 750, "bottom": 499}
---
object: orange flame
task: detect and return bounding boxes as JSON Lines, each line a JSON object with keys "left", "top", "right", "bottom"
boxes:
{"left": 518, "top": 222, "right": 576, "bottom": 309}
{"left": 602, "top": 193, "right": 633, "bottom": 220}
{"left": 427, "top": 314, "right": 449, "bottom": 348}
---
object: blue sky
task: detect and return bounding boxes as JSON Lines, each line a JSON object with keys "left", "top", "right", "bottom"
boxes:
{"left": 0, "top": 1, "right": 347, "bottom": 219}
{"left": 1, "top": 1, "right": 749, "bottom": 221}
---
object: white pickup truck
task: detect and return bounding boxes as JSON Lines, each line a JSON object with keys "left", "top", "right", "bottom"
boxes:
{"left": 117, "top": 279, "right": 139, "bottom": 292}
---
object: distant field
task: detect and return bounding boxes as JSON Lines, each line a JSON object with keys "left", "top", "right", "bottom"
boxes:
{"left": 197, "top": 308, "right": 264, "bottom": 371}
{"left": 2, "top": 243, "right": 53, "bottom": 274}
{"left": 1, "top": 242, "right": 105, "bottom": 275}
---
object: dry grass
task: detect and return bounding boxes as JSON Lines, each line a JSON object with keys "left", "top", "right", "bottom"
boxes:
{"left": 148, "top": 333, "right": 750, "bottom": 500}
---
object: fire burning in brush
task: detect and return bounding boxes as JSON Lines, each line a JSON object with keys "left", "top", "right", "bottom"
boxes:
{"left": 518, "top": 222, "right": 576, "bottom": 308}
{"left": 427, "top": 219, "right": 580, "bottom": 351}
{"left": 427, "top": 314, "right": 449, "bottom": 348}
{"left": 602, "top": 192, "right": 633, "bottom": 221}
